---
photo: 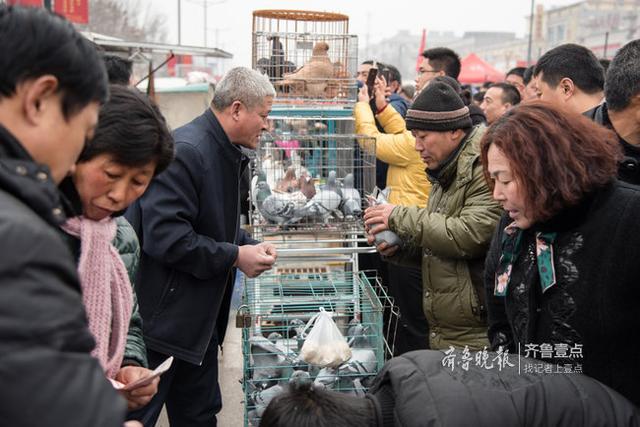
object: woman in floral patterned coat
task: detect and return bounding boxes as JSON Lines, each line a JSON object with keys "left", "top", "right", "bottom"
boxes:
{"left": 482, "top": 101, "right": 640, "bottom": 407}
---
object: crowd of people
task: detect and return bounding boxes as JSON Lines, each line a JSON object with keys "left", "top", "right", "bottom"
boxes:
{"left": 1, "top": 4, "right": 640, "bottom": 427}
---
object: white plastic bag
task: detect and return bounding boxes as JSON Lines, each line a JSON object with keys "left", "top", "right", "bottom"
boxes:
{"left": 299, "top": 308, "right": 352, "bottom": 368}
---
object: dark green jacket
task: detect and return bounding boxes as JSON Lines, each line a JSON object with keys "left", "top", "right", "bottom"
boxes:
{"left": 64, "top": 216, "right": 148, "bottom": 368}
{"left": 114, "top": 216, "right": 148, "bottom": 368}
{"left": 388, "top": 126, "right": 501, "bottom": 350}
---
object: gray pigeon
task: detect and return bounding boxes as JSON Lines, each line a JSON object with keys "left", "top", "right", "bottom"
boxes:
{"left": 292, "top": 180, "right": 343, "bottom": 222}
{"left": 346, "top": 321, "right": 370, "bottom": 348}
{"left": 288, "top": 318, "right": 307, "bottom": 350}
{"left": 314, "top": 366, "right": 339, "bottom": 389}
{"left": 367, "top": 187, "right": 403, "bottom": 247}
{"left": 247, "top": 383, "right": 285, "bottom": 425}
{"left": 288, "top": 370, "right": 312, "bottom": 386}
{"left": 320, "top": 170, "right": 343, "bottom": 199}
{"left": 249, "top": 334, "right": 293, "bottom": 389}
{"left": 341, "top": 173, "right": 362, "bottom": 217}
{"left": 338, "top": 348, "right": 377, "bottom": 377}
{"left": 255, "top": 181, "right": 295, "bottom": 224}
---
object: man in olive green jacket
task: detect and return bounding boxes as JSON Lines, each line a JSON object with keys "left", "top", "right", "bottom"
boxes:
{"left": 365, "top": 82, "right": 502, "bottom": 350}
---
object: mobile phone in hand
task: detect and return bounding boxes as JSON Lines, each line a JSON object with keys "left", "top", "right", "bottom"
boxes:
{"left": 121, "top": 356, "right": 174, "bottom": 392}
{"left": 366, "top": 62, "right": 378, "bottom": 99}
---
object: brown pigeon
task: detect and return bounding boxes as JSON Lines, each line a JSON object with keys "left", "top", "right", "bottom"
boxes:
{"left": 276, "top": 166, "right": 299, "bottom": 193}
{"left": 275, "top": 41, "right": 335, "bottom": 97}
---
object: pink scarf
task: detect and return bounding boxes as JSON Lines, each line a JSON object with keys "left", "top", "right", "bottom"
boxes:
{"left": 63, "top": 216, "right": 133, "bottom": 379}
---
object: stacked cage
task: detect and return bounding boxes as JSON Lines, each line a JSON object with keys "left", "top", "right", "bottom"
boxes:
{"left": 243, "top": 11, "right": 396, "bottom": 426}
{"left": 240, "top": 271, "right": 397, "bottom": 426}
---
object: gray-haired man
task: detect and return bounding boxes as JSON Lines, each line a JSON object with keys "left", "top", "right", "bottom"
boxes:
{"left": 127, "top": 67, "right": 278, "bottom": 426}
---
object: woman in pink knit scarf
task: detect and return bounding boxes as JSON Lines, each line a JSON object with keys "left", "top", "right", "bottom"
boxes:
{"left": 60, "top": 85, "right": 174, "bottom": 411}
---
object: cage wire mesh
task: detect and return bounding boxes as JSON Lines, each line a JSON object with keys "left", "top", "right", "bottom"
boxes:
{"left": 250, "top": 133, "right": 376, "bottom": 234}
{"left": 240, "top": 270, "right": 397, "bottom": 427}
{"left": 252, "top": 10, "right": 357, "bottom": 104}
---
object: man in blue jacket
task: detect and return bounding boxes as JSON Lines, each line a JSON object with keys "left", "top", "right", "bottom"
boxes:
{"left": 127, "top": 67, "right": 278, "bottom": 426}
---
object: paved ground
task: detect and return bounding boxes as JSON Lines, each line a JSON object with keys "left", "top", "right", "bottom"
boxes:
{"left": 154, "top": 314, "right": 245, "bottom": 426}
{"left": 156, "top": 273, "right": 246, "bottom": 427}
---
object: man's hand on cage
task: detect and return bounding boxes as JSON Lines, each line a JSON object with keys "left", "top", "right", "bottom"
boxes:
{"left": 363, "top": 204, "right": 396, "bottom": 235}
{"left": 235, "top": 243, "right": 277, "bottom": 278}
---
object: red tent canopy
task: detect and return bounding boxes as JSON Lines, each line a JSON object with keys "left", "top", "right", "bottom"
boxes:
{"left": 458, "top": 53, "right": 505, "bottom": 85}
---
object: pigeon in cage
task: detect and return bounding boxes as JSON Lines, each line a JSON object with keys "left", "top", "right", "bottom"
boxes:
{"left": 275, "top": 166, "right": 299, "bottom": 193}
{"left": 247, "top": 383, "right": 285, "bottom": 426}
{"left": 268, "top": 331, "right": 300, "bottom": 355}
{"left": 320, "top": 171, "right": 343, "bottom": 197}
{"left": 260, "top": 153, "right": 285, "bottom": 191}
{"left": 267, "top": 35, "right": 285, "bottom": 80}
{"left": 249, "top": 334, "right": 293, "bottom": 389}
{"left": 288, "top": 318, "right": 308, "bottom": 349}
{"left": 289, "top": 369, "right": 312, "bottom": 386}
{"left": 346, "top": 320, "right": 370, "bottom": 348}
{"left": 291, "top": 188, "right": 343, "bottom": 223}
{"left": 254, "top": 181, "right": 295, "bottom": 224}
{"left": 247, "top": 370, "right": 312, "bottom": 426}
{"left": 288, "top": 169, "right": 344, "bottom": 222}
{"left": 336, "top": 321, "right": 377, "bottom": 382}
{"left": 338, "top": 348, "right": 377, "bottom": 378}
{"left": 340, "top": 173, "right": 362, "bottom": 217}
{"left": 298, "top": 171, "right": 316, "bottom": 200}
{"left": 313, "top": 366, "right": 339, "bottom": 389}
{"left": 273, "top": 41, "right": 335, "bottom": 98}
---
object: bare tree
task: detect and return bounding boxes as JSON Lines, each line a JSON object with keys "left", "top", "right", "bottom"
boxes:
{"left": 85, "top": 0, "right": 167, "bottom": 43}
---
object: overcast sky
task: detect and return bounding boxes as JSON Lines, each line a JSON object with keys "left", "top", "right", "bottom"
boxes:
{"left": 150, "top": 0, "right": 577, "bottom": 66}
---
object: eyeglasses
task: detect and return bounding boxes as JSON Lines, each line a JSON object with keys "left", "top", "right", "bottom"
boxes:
{"left": 417, "top": 68, "right": 439, "bottom": 76}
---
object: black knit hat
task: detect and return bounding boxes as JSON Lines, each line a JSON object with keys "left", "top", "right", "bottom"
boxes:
{"left": 406, "top": 81, "right": 472, "bottom": 131}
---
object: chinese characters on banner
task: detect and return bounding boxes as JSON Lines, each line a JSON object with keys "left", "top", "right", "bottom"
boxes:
{"left": 441, "top": 343, "right": 584, "bottom": 374}
{"left": 6, "top": 0, "right": 44, "bottom": 6}
{"left": 54, "top": 0, "right": 88, "bottom": 24}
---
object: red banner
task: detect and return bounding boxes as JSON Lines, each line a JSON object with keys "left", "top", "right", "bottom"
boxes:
{"left": 6, "top": 0, "right": 44, "bottom": 6}
{"left": 54, "top": 0, "right": 88, "bottom": 24}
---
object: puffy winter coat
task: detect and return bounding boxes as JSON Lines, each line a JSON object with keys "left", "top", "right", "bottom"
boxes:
{"left": 114, "top": 216, "right": 148, "bottom": 367}
{"left": 368, "top": 350, "right": 640, "bottom": 427}
{"left": 388, "top": 126, "right": 502, "bottom": 350}
{"left": 0, "top": 126, "right": 126, "bottom": 426}
{"left": 355, "top": 102, "right": 430, "bottom": 207}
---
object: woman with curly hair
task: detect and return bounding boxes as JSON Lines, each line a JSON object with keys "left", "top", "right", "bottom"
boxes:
{"left": 481, "top": 101, "right": 640, "bottom": 407}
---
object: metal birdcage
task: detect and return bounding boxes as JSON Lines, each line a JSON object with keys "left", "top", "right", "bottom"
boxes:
{"left": 249, "top": 132, "right": 376, "bottom": 235}
{"left": 239, "top": 270, "right": 398, "bottom": 427}
{"left": 252, "top": 10, "right": 358, "bottom": 104}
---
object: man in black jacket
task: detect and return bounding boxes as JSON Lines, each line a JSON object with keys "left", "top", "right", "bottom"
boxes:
{"left": 533, "top": 44, "right": 605, "bottom": 115}
{"left": 0, "top": 5, "right": 131, "bottom": 427}
{"left": 585, "top": 39, "right": 640, "bottom": 185}
{"left": 127, "top": 67, "right": 277, "bottom": 426}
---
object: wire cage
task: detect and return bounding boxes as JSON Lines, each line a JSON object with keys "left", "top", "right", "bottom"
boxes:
{"left": 250, "top": 132, "right": 376, "bottom": 234}
{"left": 239, "top": 270, "right": 398, "bottom": 427}
{"left": 252, "top": 10, "right": 358, "bottom": 104}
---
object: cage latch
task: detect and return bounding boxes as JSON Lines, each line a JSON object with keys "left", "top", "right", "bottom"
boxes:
{"left": 235, "top": 305, "right": 251, "bottom": 328}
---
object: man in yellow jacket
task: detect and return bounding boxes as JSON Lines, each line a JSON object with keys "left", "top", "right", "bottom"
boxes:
{"left": 355, "top": 76, "right": 432, "bottom": 355}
